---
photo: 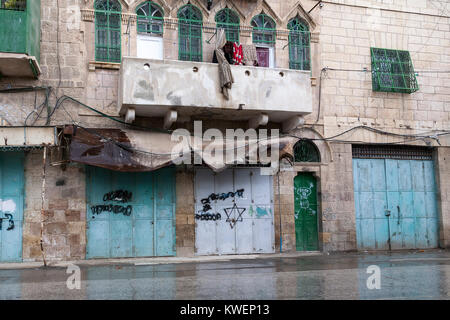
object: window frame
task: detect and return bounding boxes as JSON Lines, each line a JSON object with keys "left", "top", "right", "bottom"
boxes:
{"left": 136, "top": 1, "right": 164, "bottom": 36}
{"left": 215, "top": 8, "right": 240, "bottom": 43}
{"left": 371, "top": 47, "right": 419, "bottom": 94}
{"left": 94, "top": 0, "right": 122, "bottom": 63}
{"left": 177, "top": 4, "right": 203, "bottom": 62}
{"left": 288, "top": 16, "right": 311, "bottom": 71}
{"left": 293, "top": 140, "right": 321, "bottom": 163}
{"left": 251, "top": 13, "right": 276, "bottom": 46}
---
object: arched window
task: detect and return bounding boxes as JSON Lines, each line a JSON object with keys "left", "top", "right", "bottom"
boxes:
{"left": 178, "top": 4, "right": 203, "bottom": 62}
{"left": 136, "top": 1, "right": 164, "bottom": 35}
{"left": 251, "top": 13, "right": 276, "bottom": 45}
{"left": 288, "top": 16, "right": 310, "bottom": 70}
{"left": 215, "top": 8, "right": 240, "bottom": 43}
{"left": 294, "top": 140, "right": 320, "bottom": 162}
{"left": 95, "top": 0, "right": 121, "bottom": 63}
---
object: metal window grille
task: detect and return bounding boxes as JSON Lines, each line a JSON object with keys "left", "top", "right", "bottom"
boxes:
{"left": 215, "top": 8, "right": 240, "bottom": 43}
{"left": 136, "top": 1, "right": 164, "bottom": 35}
{"left": 371, "top": 47, "right": 419, "bottom": 94}
{"left": 294, "top": 140, "right": 321, "bottom": 162}
{"left": 288, "top": 17, "right": 310, "bottom": 71}
{"left": 178, "top": 4, "right": 203, "bottom": 62}
{"left": 251, "top": 13, "right": 276, "bottom": 45}
{"left": 95, "top": 0, "right": 121, "bottom": 63}
{"left": 352, "top": 145, "right": 432, "bottom": 160}
{"left": 0, "top": 0, "right": 26, "bottom": 11}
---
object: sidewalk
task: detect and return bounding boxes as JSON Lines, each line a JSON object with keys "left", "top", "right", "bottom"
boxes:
{"left": 0, "top": 251, "right": 322, "bottom": 270}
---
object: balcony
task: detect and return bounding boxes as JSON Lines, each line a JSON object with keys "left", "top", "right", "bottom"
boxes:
{"left": 0, "top": 0, "right": 41, "bottom": 78}
{"left": 118, "top": 57, "right": 312, "bottom": 132}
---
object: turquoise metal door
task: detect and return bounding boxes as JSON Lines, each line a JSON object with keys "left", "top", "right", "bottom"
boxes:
{"left": 86, "top": 166, "right": 175, "bottom": 259}
{"left": 0, "top": 152, "right": 24, "bottom": 262}
{"left": 353, "top": 158, "right": 438, "bottom": 250}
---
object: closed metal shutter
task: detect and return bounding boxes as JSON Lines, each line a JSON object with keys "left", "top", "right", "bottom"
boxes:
{"left": 194, "top": 168, "right": 274, "bottom": 255}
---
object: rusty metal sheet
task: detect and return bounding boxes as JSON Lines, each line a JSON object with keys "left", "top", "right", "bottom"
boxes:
{"left": 66, "top": 125, "right": 296, "bottom": 172}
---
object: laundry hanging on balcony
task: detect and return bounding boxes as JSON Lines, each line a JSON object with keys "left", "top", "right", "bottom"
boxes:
{"left": 242, "top": 44, "right": 258, "bottom": 66}
{"left": 233, "top": 43, "right": 243, "bottom": 65}
{"left": 215, "top": 28, "right": 234, "bottom": 100}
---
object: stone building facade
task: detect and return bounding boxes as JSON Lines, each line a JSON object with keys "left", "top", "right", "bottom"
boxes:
{"left": 0, "top": 0, "right": 448, "bottom": 262}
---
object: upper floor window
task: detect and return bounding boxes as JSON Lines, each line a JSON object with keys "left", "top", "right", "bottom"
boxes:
{"left": 0, "top": 0, "right": 26, "bottom": 11}
{"left": 288, "top": 16, "right": 310, "bottom": 71}
{"left": 215, "top": 8, "right": 240, "bottom": 43}
{"left": 136, "top": 1, "right": 164, "bottom": 35}
{"left": 371, "top": 48, "right": 419, "bottom": 93}
{"left": 95, "top": 0, "right": 121, "bottom": 63}
{"left": 178, "top": 4, "right": 203, "bottom": 62}
{"left": 251, "top": 13, "right": 276, "bottom": 46}
{"left": 294, "top": 140, "right": 320, "bottom": 163}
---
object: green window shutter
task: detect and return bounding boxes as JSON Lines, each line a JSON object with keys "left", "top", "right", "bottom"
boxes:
{"left": 288, "top": 17, "right": 310, "bottom": 71}
{"left": 95, "top": 0, "right": 121, "bottom": 63}
{"left": 251, "top": 13, "right": 276, "bottom": 45}
{"left": 215, "top": 8, "right": 240, "bottom": 43}
{"left": 371, "top": 47, "right": 419, "bottom": 93}
{"left": 136, "top": 1, "right": 164, "bottom": 35}
{"left": 294, "top": 140, "right": 320, "bottom": 162}
{"left": 178, "top": 4, "right": 203, "bottom": 62}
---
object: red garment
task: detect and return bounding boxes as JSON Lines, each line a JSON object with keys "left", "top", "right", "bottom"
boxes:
{"left": 233, "top": 42, "right": 243, "bottom": 65}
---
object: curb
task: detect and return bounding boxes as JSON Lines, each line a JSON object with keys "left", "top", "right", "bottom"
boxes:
{"left": 0, "top": 252, "right": 322, "bottom": 270}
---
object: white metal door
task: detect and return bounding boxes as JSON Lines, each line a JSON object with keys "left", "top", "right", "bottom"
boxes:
{"left": 137, "top": 35, "right": 163, "bottom": 60}
{"left": 194, "top": 168, "right": 274, "bottom": 255}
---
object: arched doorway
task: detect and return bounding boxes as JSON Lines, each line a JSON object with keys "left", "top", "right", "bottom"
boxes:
{"left": 294, "top": 172, "right": 319, "bottom": 251}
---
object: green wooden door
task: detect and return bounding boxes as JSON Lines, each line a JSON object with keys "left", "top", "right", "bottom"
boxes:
{"left": 294, "top": 173, "right": 319, "bottom": 251}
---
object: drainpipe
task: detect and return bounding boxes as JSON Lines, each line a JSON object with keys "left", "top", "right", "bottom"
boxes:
{"left": 277, "top": 171, "right": 282, "bottom": 253}
{"left": 40, "top": 146, "right": 47, "bottom": 266}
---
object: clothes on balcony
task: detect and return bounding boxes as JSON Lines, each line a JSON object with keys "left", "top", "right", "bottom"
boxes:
{"left": 242, "top": 44, "right": 258, "bottom": 66}
{"left": 215, "top": 29, "right": 234, "bottom": 100}
{"left": 233, "top": 43, "right": 243, "bottom": 65}
{"left": 212, "top": 50, "right": 234, "bottom": 65}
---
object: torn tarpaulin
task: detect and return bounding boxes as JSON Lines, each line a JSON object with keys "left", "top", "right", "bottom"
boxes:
{"left": 65, "top": 125, "right": 297, "bottom": 172}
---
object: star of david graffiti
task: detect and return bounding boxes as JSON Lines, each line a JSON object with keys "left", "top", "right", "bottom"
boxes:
{"left": 223, "top": 203, "right": 246, "bottom": 229}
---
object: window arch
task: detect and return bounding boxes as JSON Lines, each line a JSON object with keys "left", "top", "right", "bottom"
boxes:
{"left": 293, "top": 140, "right": 320, "bottom": 162}
{"left": 251, "top": 13, "right": 276, "bottom": 45}
{"left": 95, "top": 0, "right": 122, "bottom": 63}
{"left": 215, "top": 8, "right": 240, "bottom": 43}
{"left": 177, "top": 4, "right": 203, "bottom": 62}
{"left": 136, "top": 1, "right": 164, "bottom": 35}
{"left": 288, "top": 16, "right": 310, "bottom": 70}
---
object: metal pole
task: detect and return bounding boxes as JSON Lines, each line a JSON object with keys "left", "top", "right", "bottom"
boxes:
{"left": 40, "top": 146, "right": 47, "bottom": 266}
{"left": 277, "top": 171, "right": 282, "bottom": 253}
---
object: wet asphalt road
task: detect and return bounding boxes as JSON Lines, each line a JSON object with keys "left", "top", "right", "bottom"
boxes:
{"left": 1, "top": 250, "right": 450, "bottom": 300}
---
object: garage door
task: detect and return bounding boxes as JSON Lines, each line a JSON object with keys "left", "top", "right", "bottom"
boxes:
{"left": 195, "top": 168, "right": 274, "bottom": 255}
{"left": 0, "top": 152, "right": 24, "bottom": 262}
{"left": 353, "top": 145, "right": 439, "bottom": 250}
{"left": 86, "top": 166, "right": 175, "bottom": 259}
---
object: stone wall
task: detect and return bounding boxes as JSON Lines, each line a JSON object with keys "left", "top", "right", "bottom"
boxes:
{"left": 23, "top": 150, "right": 86, "bottom": 262}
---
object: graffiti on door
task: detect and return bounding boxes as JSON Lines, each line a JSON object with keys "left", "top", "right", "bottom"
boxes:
{"left": 0, "top": 199, "right": 16, "bottom": 231}
{"left": 294, "top": 182, "right": 316, "bottom": 219}
{"left": 0, "top": 214, "right": 14, "bottom": 231}
{"left": 196, "top": 189, "right": 246, "bottom": 228}
{"left": 224, "top": 203, "right": 246, "bottom": 229}
{"left": 91, "top": 190, "right": 133, "bottom": 218}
